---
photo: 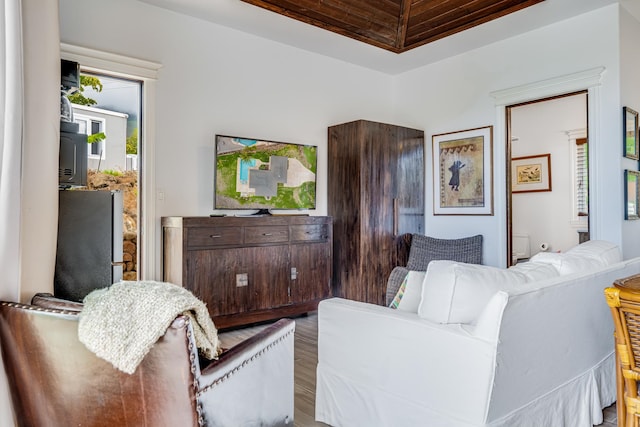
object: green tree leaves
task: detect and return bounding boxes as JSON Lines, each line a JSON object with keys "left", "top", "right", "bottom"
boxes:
{"left": 67, "top": 75, "right": 103, "bottom": 106}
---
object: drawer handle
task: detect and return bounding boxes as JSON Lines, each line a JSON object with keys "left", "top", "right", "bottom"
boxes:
{"left": 262, "top": 233, "right": 273, "bottom": 236}
{"left": 209, "top": 234, "right": 221, "bottom": 238}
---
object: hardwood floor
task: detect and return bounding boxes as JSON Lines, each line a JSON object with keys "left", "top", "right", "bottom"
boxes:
{"left": 602, "top": 404, "right": 617, "bottom": 427}
{"left": 218, "top": 312, "right": 618, "bottom": 427}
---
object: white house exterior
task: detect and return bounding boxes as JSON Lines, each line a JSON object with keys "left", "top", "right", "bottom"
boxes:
{"left": 72, "top": 104, "right": 131, "bottom": 172}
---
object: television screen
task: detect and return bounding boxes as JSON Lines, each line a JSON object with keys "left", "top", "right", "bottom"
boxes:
{"left": 214, "top": 135, "right": 317, "bottom": 210}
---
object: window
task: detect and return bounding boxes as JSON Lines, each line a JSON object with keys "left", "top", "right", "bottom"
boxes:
{"left": 74, "top": 114, "right": 106, "bottom": 159}
{"left": 567, "top": 129, "right": 588, "bottom": 226}
{"left": 575, "top": 138, "right": 588, "bottom": 217}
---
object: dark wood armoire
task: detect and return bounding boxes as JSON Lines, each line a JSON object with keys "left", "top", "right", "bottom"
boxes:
{"left": 328, "top": 119, "right": 424, "bottom": 305}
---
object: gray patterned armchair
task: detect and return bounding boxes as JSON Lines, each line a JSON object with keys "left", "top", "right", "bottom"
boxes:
{"left": 385, "top": 234, "right": 483, "bottom": 305}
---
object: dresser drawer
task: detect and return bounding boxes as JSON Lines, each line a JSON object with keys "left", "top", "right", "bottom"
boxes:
{"left": 187, "top": 227, "right": 242, "bottom": 248}
{"left": 290, "top": 224, "right": 329, "bottom": 242}
{"left": 244, "top": 226, "right": 289, "bottom": 244}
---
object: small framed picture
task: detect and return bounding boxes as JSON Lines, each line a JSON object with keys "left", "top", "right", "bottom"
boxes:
{"left": 624, "top": 107, "right": 639, "bottom": 160}
{"left": 511, "top": 154, "right": 552, "bottom": 193}
{"left": 432, "top": 126, "right": 493, "bottom": 215}
{"left": 625, "top": 170, "right": 640, "bottom": 220}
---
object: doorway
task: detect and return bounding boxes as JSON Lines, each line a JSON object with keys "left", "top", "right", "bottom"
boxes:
{"left": 506, "top": 92, "right": 588, "bottom": 266}
{"left": 61, "top": 43, "right": 161, "bottom": 280}
{"left": 73, "top": 70, "right": 142, "bottom": 279}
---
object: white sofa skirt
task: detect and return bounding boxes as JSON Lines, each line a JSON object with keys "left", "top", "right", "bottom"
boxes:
{"left": 316, "top": 341, "right": 615, "bottom": 427}
{"left": 487, "top": 352, "right": 615, "bottom": 427}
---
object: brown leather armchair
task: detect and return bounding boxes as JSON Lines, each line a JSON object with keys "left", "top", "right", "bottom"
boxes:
{"left": 0, "top": 294, "right": 295, "bottom": 427}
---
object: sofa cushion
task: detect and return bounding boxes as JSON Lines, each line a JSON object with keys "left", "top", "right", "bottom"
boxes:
{"left": 389, "top": 271, "right": 426, "bottom": 312}
{"left": 418, "top": 259, "right": 561, "bottom": 324}
{"left": 418, "top": 261, "right": 529, "bottom": 324}
{"left": 565, "top": 239, "right": 622, "bottom": 264}
{"left": 417, "top": 241, "right": 621, "bottom": 325}
{"left": 529, "top": 240, "right": 621, "bottom": 275}
{"left": 528, "top": 252, "right": 597, "bottom": 275}
{"left": 507, "top": 261, "right": 559, "bottom": 281}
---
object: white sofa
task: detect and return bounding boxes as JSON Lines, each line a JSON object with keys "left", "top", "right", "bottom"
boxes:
{"left": 316, "top": 240, "right": 640, "bottom": 427}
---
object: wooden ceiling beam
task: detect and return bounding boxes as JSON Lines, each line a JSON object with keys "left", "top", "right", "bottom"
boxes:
{"left": 405, "top": 0, "right": 543, "bottom": 49}
{"left": 395, "top": 0, "right": 412, "bottom": 50}
{"left": 240, "top": 0, "right": 545, "bottom": 54}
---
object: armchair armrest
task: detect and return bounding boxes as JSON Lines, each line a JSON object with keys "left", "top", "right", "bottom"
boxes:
{"left": 31, "top": 293, "right": 84, "bottom": 312}
{"left": 197, "top": 318, "right": 296, "bottom": 427}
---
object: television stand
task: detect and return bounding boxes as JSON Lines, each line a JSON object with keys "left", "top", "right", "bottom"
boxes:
{"left": 161, "top": 215, "right": 333, "bottom": 329}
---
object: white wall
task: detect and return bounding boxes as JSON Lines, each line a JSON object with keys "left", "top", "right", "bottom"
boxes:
{"left": 60, "top": 0, "right": 393, "bottom": 214}
{"left": 620, "top": 5, "right": 640, "bottom": 258}
{"left": 392, "top": 5, "right": 624, "bottom": 266}
{"left": 511, "top": 94, "right": 587, "bottom": 256}
{"left": 59, "top": 0, "right": 394, "bottom": 278}
{"left": 59, "top": 1, "right": 640, "bottom": 272}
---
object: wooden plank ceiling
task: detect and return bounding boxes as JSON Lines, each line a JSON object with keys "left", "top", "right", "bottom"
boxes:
{"left": 240, "top": 0, "right": 544, "bottom": 53}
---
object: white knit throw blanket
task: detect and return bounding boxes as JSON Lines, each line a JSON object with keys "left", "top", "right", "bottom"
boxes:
{"left": 78, "top": 280, "right": 220, "bottom": 374}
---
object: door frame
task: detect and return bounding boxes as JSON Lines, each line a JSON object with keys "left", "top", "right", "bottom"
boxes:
{"left": 490, "top": 67, "right": 605, "bottom": 267}
{"left": 505, "top": 91, "right": 588, "bottom": 266}
{"left": 61, "top": 43, "right": 162, "bottom": 280}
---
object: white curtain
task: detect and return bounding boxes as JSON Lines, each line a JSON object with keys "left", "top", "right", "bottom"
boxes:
{"left": 0, "top": 0, "right": 60, "bottom": 425}
{"left": 0, "top": 1, "right": 25, "bottom": 424}
{"left": 0, "top": 0, "right": 23, "bottom": 306}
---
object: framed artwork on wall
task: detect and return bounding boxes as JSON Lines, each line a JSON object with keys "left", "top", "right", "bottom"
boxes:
{"left": 624, "top": 106, "right": 639, "bottom": 160}
{"left": 432, "top": 126, "right": 493, "bottom": 215}
{"left": 625, "top": 169, "right": 640, "bottom": 220}
{"left": 511, "top": 153, "right": 552, "bottom": 193}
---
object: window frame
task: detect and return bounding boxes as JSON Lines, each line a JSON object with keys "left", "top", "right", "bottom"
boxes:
{"left": 568, "top": 131, "right": 589, "bottom": 226}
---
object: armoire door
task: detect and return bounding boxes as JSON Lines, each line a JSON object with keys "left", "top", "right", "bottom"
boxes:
{"left": 328, "top": 120, "right": 424, "bottom": 305}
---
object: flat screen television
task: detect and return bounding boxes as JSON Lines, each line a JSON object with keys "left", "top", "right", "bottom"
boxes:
{"left": 214, "top": 134, "right": 317, "bottom": 211}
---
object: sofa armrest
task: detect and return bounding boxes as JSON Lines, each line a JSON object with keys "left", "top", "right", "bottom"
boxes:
{"left": 385, "top": 266, "right": 409, "bottom": 306}
{"left": 196, "top": 318, "right": 295, "bottom": 427}
{"left": 317, "top": 298, "right": 497, "bottom": 425}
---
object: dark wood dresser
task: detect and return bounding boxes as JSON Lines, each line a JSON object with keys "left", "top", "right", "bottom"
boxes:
{"left": 162, "top": 215, "right": 332, "bottom": 329}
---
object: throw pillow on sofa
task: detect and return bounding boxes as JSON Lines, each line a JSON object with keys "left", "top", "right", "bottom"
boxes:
{"left": 389, "top": 271, "right": 426, "bottom": 312}
{"left": 406, "top": 234, "right": 483, "bottom": 270}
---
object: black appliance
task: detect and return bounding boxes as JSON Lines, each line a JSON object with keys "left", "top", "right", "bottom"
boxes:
{"left": 59, "top": 129, "right": 87, "bottom": 188}
{"left": 61, "top": 59, "right": 80, "bottom": 89}
{"left": 59, "top": 59, "right": 87, "bottom": 188}
{"left": 54, "top": 190, "right": 124, "bottom": 302}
